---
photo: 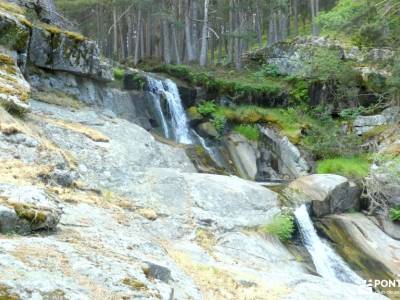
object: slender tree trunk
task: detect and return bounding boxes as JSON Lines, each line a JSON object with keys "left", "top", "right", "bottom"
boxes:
{"left": 293, "top": 0, "right": 299, "bottom": 36}
{"left": 255, "top": 0, "right": 262, "bottom": 48}
{"left": 112, "top": 3, "right": 118, "bottom": 58}
{"left": 199, "top": 0, "right": 209, "bottom": 66}
{"left": 311, "top": 0, "right": 319, "bottom": 36}
{"left": 172, "top": 25, "right": 181, "bottom": 64}
{"left": 134, "top": 7, "right": 141, "bottom": 65}
{"left": 228, "top": 0, "right": 234, "bottom": 63}
{"left": 185, "top": 0, "right": 196, "bottom": 62}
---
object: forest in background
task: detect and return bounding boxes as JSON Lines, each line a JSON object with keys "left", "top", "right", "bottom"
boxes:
{"left": 54, "top": 0, "right": 400, "bottom": 69}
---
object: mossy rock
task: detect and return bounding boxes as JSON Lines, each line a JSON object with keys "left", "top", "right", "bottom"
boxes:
{"left": 0, "top": 13, "right": 30, "bottom": 51}
{"left": 187, "top": 106, "right": 203, "bottom": 124}
{"left": 13, "top": 203, "right": 48, "bottom": 224}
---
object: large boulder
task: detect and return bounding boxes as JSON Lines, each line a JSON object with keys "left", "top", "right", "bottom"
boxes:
{"left": 29, "top": 27, "right": 113, "bottom": 82}
{"left": 317, "top": 213, "right": 400, "bottom": 297}
{"left": 0, "top": 183, "right": 61, "bottom": 233}
{"left": 223, "top": 133, "right": 259, "bottom": 180}
{"left": 288, "top": 174, "right": 361, "bottom": 217}
{"left": 354, "top": 114, "right": 387, "bottom": 135}
{"left": 260, "top": 127, "right": 309, "bottom": 179}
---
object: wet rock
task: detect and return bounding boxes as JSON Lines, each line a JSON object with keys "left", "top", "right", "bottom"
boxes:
{"left": 197, "top": 122, "right": 218, "bottom": 139}
{"left": 288, "top": 174, "right": 361, "bottom": 217}
{"left": 143, "top": 262, "right": 172, "bottom": 283}
{"left": 0, "top": 9, "right": 30, "bottom": 51}
{"left": 317, "top": 213, "right": 400, "bottom": 297}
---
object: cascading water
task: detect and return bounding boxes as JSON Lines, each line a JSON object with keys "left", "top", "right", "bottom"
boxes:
{"left": 163, "top": 79, "right": 193, "bottom": 144}
{"left": 146, "top": 77, "right": 170, "bottom": 139}
{"left": 294, "top": 204, "right": 364, "bottom": 285}
{"left": 145, "top": 76, "right": 192, "bottom": 144}
{"left": 192, "top": 130, "right": 225, "bottom": 168}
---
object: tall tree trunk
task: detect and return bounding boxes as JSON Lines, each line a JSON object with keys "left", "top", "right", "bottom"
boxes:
{"left": 228, "top": 0, "right": 234, "bottom": 63}
{"left": 134, "top": 7, "right": 141, "bottom": 65}
{"left": 185, "top": 0, "right": 196, "bottom": 62}
{"left": 293, "top": 0, "right": 299, "bottom": 36}
{"left": 172, "top": 25, "right": 181, "bottom": 64}
{"left": 112, "top": 3, "right": 118, "bottom": 59}
{"left": 199, "top": 0, "right": 209, "bottom": 66}
{"left": 255, "top": 0, "right": 262, "bottom": 48}
{"left": 311, "top": 0, "right": 319, "bottom": 36}
{"left": 191, "top": 0, "right": 199, "bottom": 58}
{"left": 162, "top": 0, "right": 171, "bottom": 64}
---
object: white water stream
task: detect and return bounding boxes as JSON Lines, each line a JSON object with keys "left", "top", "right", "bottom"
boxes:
{"left": 294, "top": 204, "right": 364, "bottom": 285}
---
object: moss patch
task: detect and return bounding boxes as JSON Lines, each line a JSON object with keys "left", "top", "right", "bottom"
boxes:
{"left": 32, "top": 90, "right": 84, "bottom": 109}
{"left": 12, "top": 203, "right": 48, "bottom": 224}
{"left": 0, "top": 284, "right": 20, "bottom": 300}
{"left": 122, "top": 278, "right": 148, "bottom": 291}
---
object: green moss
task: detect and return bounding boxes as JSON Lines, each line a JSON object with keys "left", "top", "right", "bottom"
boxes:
{"left": 42, "top": 24, "right": 86, "bottom": 42}
{"left": 113, "top": 68, "right": 125, "bottom": 81}
{"left": 234, "top": 124, "right": 260, "bottom": 141}
{"left": 187, "top": 106, "right": 203, "bottom": 121}
{"left": 150, "top": 64, "right": 284, "bottom": 101}
{"left": 389, "top": 207, "right": 400, "bottom": 222}
{"left": 0, "top": 0, "right": 25, "bottom": 15}
{"left": 362, "top": 124, "right": 391, "bottom": 140}
{"left": 316, "top": 155, "right": 370, "bottom": 179}
{"left": 0, "top": 22, "right": 29, "bottom": 51}
{"left": 13, "top": 203, "right": 47, "bottom": 224}
{"left": 122, "top": 278, "right": 148, "bottom": 291}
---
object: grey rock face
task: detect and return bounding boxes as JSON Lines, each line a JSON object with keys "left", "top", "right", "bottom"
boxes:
{"left": 223, "top": 133, "right": 259, "bottom": 180}
{"left": 260, "top": 127, "right": 310, "bottom": 179}
{"left": 29, "top": 27, "right": 113, "bottom": 82}
{"left": 354, "top": 114, "right": 387, "bottom": 135}
{"left": 288, "top": 174, "right": 361, "bottom": 217}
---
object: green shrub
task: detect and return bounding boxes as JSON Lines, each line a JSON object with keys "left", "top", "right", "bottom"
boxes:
{"left": 263, "top": 213, "right": 295, "bottom": 241}
{"left": 389, "top": 207, "right": 400, "bottom": 222}
{"left": 234, "top": 124, "right": 260, "bottom": 141}
{"left": 113, "top": 68, "right": 125, "bottom": 80}
{"left": 256, "top": 64, "right": 281, "bottom": 77}
{"left": 212, "top": 113, "right": 227, "bottom": 133}
{"left": 316, "top": 155, "right": 370, "bottom": 179}
{"left": 197, "top": 101, "right": 217, "bottom": 116}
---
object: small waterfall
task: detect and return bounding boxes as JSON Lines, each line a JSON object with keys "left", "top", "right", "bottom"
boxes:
{"left": 163, "top": 79, "right": 192, "bottom": 144}
{"left": 294, "top": 204, "right": 364, "bottom": 285}
{"left": 146, "top": 77, "right": 170, "bottom": 139}
{"left": 192, "top": 130, "right": 225, "bottom": 168}
{"left": 145, "top": 76, "right": 192, "bottom": 144}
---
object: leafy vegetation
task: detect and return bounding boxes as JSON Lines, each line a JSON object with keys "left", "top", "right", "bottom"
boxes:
{"left": 263, "top": 213, "right": 295, "bottom": 241}
{"left": 317, "top": 155, "right": 370, "bottom": 179}
{"left": 234, "top": 124, "right": 260, "bottom": 141}
{"left": 150, "top": 64, "right": 285, "bottom": 101}
{"left": 389, "top": 207, "right": 400, "bottom": 222}
{"left": 113, "top": 68, "right": 125, "bottom": 81}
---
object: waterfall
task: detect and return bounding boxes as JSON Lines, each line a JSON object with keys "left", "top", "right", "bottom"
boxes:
{"left": 163, "top": 79, "right": 192, "bottom": 144}
{"left": 146, "top": 77, "right": 170, "bottom": 139}
{"left": 192, "top": 130, "right": 225, "bottom": 168}
{"left": 146, "top": 76, "right": 192, "bottom": 144}
{"left": 294, "top": 204, "right": 364, "bottom": 285}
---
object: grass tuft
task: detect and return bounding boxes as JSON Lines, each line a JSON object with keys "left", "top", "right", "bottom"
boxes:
{"left": 234, "top": 124, "right": 260, "bottom": 141}
{"left": 316, "top": 155, "right": 370, "bottom": 179}
{"left": 262, "top": 213, "right": 295, "bottom": 241}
